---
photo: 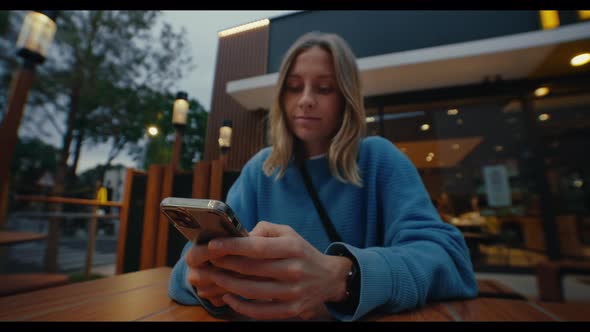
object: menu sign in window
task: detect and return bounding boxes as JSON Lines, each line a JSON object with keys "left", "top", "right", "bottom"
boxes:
{"left": 483, "top": 164, "right": 512, "bottom": 207}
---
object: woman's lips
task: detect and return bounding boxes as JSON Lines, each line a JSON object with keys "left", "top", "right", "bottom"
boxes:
{"left": 295, "top": 116, "right": 321, "bottom": 121}
{"left": 294, "top": 116, "right": 321, "bottom": 126}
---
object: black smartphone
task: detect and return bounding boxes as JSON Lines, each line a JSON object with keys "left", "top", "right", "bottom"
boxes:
{"left": 160, "top": 197, "right": 248, "bottom": 245}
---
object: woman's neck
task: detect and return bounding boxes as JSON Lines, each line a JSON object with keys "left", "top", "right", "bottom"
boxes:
{"left": 300, "top": 141, "right": 329, "bottom": 159}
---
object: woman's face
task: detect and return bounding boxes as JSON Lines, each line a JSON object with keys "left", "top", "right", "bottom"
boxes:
{"left": 282, "top": 46, "right": 343, "bottom": 157}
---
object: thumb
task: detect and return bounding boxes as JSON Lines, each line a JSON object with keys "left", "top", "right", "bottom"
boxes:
{"left": 249, "top": 221, "right": 292, "bottom": 237}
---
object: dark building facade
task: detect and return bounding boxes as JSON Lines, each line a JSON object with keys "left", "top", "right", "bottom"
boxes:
{"left": 204, "top": 10, "right": 590, "bottom": 272}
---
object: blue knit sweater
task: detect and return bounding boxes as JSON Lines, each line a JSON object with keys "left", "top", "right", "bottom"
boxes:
{"left": 168, "top": 136, "right": 478, "bottom": 321}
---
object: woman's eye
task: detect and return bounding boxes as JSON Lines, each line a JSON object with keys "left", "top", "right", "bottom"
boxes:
{"left": 318, "top": 86, "right": 334, "bottom": 94}
{"left": 285, "top": 85, "right": 302, "bottom": 92}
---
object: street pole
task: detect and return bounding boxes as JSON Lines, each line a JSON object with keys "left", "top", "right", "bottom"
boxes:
{"left": 0, "top": 11, "right": 58, "bottom": 228}
{"left": 170, "top": 127, "right": 184, "bottom": 171}
{"left": 0, "top": 62, "right": 35, "bottom": 229}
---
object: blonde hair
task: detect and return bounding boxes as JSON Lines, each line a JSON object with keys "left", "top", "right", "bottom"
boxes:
{"left": 262, "top": 32, "right": 366, "bottom": 187}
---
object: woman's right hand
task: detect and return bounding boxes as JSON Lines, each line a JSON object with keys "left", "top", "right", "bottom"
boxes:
{"left": 185, "top": 243, "right": 229, "bottom": 307}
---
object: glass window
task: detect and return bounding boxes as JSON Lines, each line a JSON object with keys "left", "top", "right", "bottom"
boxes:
{"left": 536, "top": 92, "right": 590, "bottom": 260}
{"left": 370, "top": 96, "right": 551, "bottom": 268}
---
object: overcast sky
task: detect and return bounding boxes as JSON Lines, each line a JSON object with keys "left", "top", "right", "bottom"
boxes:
{"left": 49, "top": 10, "right": 298, "bottom": 174}
{"left": 164, "top": 10, "right": 298, "bottom": 110}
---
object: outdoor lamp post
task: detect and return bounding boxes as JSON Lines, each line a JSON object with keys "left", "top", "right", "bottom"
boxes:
{"left": 218, "top": 119, "right": 233, "bottom": 155}
{"left": 171, "top": 91, "right": 189, "bottom": 170}
{"left": 218, "top": 120, "right": 232, "bottom": 167}
{"left": 0, "top": 11, "right": 58, "bottom": 227}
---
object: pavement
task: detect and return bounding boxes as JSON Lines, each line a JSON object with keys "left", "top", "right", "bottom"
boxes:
{"left": 0, "top": 233, "right": 118, "bottom": 275}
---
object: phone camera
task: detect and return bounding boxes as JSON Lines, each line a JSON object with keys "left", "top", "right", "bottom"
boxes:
{"left": 168, "top": 209, "right": 199, "bottom": 229}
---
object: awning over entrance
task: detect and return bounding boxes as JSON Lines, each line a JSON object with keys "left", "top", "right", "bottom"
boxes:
{"left": 226, "top": 21, "right": 590, "bottom": 111}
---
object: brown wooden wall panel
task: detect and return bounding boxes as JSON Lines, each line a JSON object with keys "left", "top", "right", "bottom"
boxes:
{"left": 209, "top": 159, "right": 225, "bottom": 201}
{"left": 204, "top": 25, "right": 270, "bottom": 171}
{"left": 192, "top": 161, "right": 211, "bottom": 199}
{"left": 116, "top": 168, "right": 147, "bottom": 275}
{"left": 155, "top": 165, "right": 175, "bottom": 267}
{"left": 139, "top": 165, "right": 165, "bottom": 270}
{"left": 116, "top": 169, "right": 135, "bottom": 274}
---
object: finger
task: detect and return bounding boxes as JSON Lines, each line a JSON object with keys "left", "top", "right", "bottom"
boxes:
{"left": 210, "top": 256, "right": 303, "bottom": 282}
{"left": 204, "top": 296, "right": 225, "bottom": 307}
{"left": 222, "top": 294, "right": 302, "bottom": 320}
{"left": 185, "top": 244, "right": 212, "bottom": 268}
{"left": 249, "top": 221, "right": 294, "bottom": 237}
{"left": 208, "top": 236, "right": 303, "bottom": 259}
{"left": 195, "top": 283, "right": 228, "bottom": 299}
{"left": 187, "top": 264, "right": 222, "bottom": 288}
{"left": 210, "top": 268, "right": 298, "bottom": 301}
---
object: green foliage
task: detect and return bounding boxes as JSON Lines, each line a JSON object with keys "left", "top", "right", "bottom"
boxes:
{"left": 0, "top": 10, "right": 19, "bottom": 115}
{"left": 3, "top": 11, "right": 196, "bottom": 181}
{"left": 0, "top": 11, "right": 10, "bottom": 35}
{"left": 1, "top": 11, "right": 207, "bottom": 202}
{"left": 10, "top": 137, "right": 59, "bottom": 194}
{"left": 127, "top": 93, "right": 208, "bottom": 170}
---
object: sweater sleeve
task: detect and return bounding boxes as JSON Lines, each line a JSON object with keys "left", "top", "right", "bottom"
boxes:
{"left": 325, "top": 139, "right": 478, "bottom": 321}
{"left": 167, "top": 151, "right": 262, "bottom": 312}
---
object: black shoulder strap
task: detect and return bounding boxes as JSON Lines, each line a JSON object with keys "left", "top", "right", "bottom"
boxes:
{"left": 296, "top": 159, "right": 343, "bottom": 243}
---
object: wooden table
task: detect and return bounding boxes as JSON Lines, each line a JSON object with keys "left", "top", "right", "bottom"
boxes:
{"left": 0, "top": 267, "right": 587, "bottom": 322}
{"left": 0, "top": 231, "right": 46, "bottom": 246}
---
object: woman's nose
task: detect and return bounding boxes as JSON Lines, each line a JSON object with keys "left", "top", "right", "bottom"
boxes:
{"left": 298, "top": 87, "right": 315, "bottom": 109}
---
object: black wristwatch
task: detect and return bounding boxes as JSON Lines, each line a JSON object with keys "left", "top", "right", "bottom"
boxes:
{"left": 328, "top": 252, "right": 360, "bottom": 314}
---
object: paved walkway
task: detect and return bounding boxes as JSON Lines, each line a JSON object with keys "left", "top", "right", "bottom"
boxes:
{"left": 0, "top": 235, "right": 117, "bottom": 274}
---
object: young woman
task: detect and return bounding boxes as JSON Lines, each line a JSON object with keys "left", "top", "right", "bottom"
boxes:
{"left": 168, "top": 32, "right": 478, "bottom": 321}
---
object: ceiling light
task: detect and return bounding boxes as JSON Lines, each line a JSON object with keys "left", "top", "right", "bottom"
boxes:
{"left": 447, "top": 109, "right": 459, "bottom": 115}
{"left": 570, "top": 53, "right": 590, "bottom": 67}
{"left": 366, "top": 116, "right": 375, "bottom": 123}
{"left": 573, "top": 179, "right": 584, "bottom": 188}
{"left": 218, "top": 19, "right": 270, "bottom": 37}
{"left": 534, "top": 86, "right": 550, "bottom": 97}
{"left": 420, "top": 123, "right": 430, "bottom": 131}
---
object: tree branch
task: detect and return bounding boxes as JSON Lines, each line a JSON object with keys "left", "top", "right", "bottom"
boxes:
{"left": 38, "top": 104, "right": 65, "bottom": 136}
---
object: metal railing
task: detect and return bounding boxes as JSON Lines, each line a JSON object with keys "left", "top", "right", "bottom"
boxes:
{"left": 13, "top": 195, "right": 123, "bottom": 277}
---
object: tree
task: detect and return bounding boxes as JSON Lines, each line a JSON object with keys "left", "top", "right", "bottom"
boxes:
{"left": 128, "top": 93, "right": 208, "bottom": 171}
{"left": 10, "top": 137, "right": 59, "bottom": 195}
{"left": 0, "top": 10, "right": 18, "bottom": 120}
{"left": 17, "top": 10, "right": 195, "bottom": 196}
{"left": 0, "top": 11, "right": 9, "bottom": 34}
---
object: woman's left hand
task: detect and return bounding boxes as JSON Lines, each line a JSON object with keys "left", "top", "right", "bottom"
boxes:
{"left": 207, "top": 221, "right": 352, "bottom": 320}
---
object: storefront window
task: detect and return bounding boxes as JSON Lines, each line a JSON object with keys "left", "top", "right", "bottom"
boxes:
{"left": 371, "top": 96, "right": 551, "bottom": 268}
{"left": 537, "top": 92, "right": 590, "bottom": 260}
